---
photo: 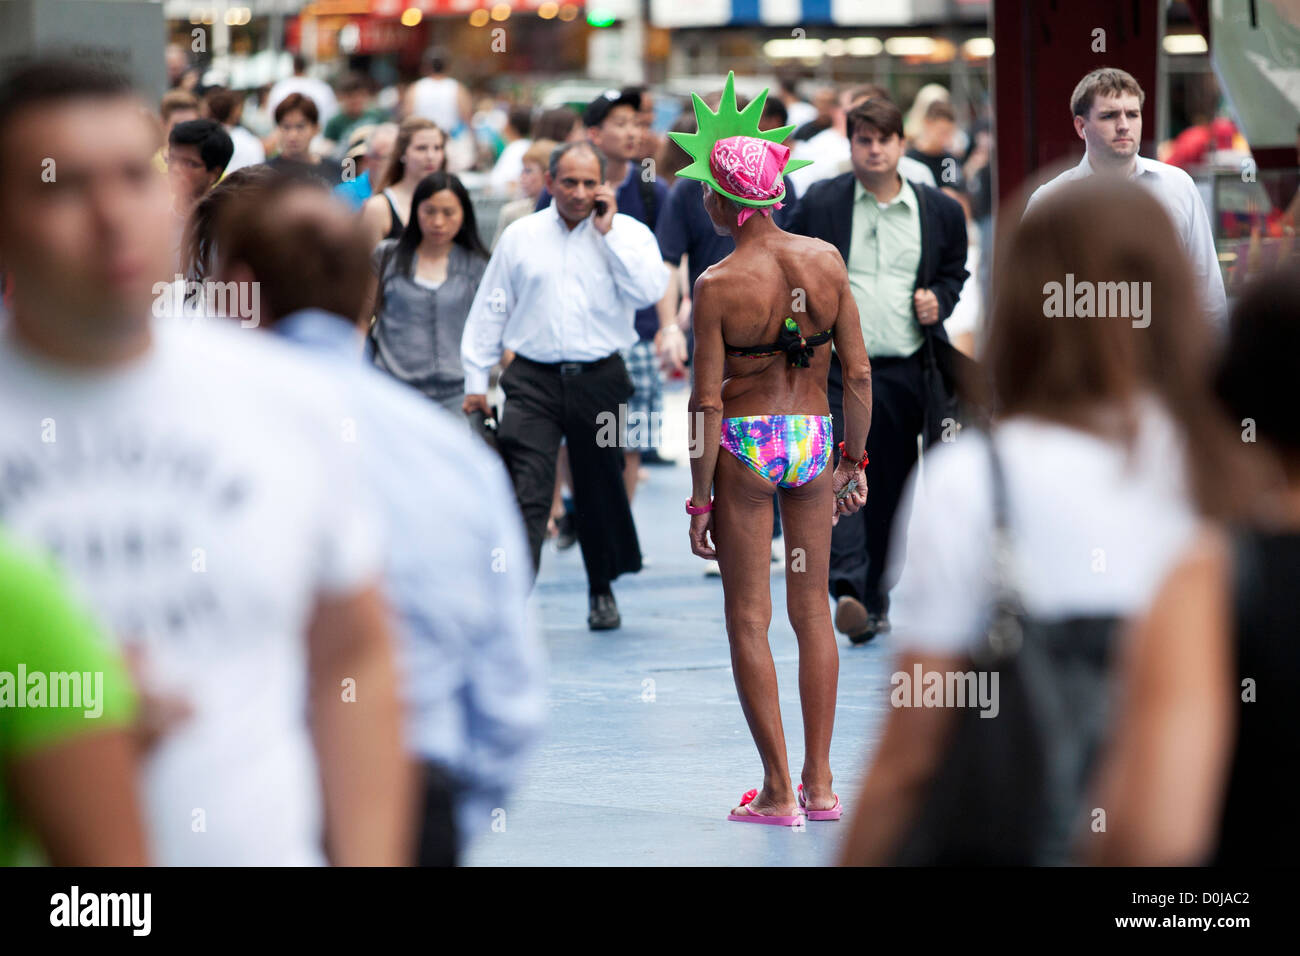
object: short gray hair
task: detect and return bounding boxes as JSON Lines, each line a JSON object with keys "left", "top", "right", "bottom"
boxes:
{"left": 549, "top": 140, "right": 607, "bottom": 181}
{"left": 702, "top": 181, "right": 751, "bottom": 220}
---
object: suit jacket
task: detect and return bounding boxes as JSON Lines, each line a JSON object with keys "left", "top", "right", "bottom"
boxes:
{"left": 786, "top": 171, "right": 969, "bottom": 345}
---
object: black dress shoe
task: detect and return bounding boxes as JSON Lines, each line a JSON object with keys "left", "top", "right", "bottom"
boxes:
{"left": 588, "top": 592, "right": 621, "bottom": 631}
{"left": 848, "top": 613, "right": 890, "bottom": 645}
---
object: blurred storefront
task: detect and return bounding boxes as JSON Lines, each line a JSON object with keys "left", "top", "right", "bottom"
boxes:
{"left": 165, "top": 1, "right": 604, "bottom": 88}
{"left": 648, "top": 0, "right": 992, "bottom": 112}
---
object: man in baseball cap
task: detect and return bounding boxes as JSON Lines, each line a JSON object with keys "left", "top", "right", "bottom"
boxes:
{"left": 582, "top": 87, "right": 642, "bottom": 128}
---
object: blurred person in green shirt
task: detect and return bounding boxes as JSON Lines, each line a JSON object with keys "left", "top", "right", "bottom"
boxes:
{"left": 0, "top": 532, "right": 146, "bottom": 866}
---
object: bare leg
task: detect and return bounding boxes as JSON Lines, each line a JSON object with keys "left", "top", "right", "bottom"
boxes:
{"left": 714, "top": 449, "right": 795, "bottom": 815}
{"left": 779, "top": 466, "right": 839, "bottom": 811}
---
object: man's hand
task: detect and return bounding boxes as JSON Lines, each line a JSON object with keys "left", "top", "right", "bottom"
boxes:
{"left": 656, "top": 324, "right": 688, "bottom": 373}
{"left": 831, "top": 461, "right": 868, "bottom": 527}
{"left": 688, "top": 509, "right": 716, "bottom": 559}
{"left": 914, "top": 288, "right": 941, "bottom": 326}
{"left": 592, "top": 183, "right": 617, "bottom": 235}
{"left": 463, "top": 393, "right": 490, "bottom": 415}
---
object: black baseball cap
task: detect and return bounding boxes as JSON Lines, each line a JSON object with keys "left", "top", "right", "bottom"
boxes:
{"left": 583, "top": 88, "right": 642, "bottom": 127}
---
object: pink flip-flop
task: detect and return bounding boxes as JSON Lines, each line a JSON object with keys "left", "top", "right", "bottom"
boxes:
{"left": 727, "top": 788, "right": 803, "bottom": 826}
{"left": 797, "top": 783, "right": 842, "bottom": 821}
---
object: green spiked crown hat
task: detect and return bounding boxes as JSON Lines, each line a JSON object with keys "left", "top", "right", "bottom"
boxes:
{"left": 668, "top": 71, "right": 813, "bottom": 209}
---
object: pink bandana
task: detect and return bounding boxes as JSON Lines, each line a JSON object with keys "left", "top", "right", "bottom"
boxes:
{"left": 709, "top": 135, "right": 789, "bottom": 226}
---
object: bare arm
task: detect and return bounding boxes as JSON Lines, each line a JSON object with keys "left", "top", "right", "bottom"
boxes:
{"left": 360, "top": 194, "right": 392, "bottom": 251}
{"left": 659, "top": 260, "right": 681, "bottom": 327}
{"left": 358, "top": 273, "right": 379, "bottom": 330}
{"left": 1089, "top": 530, "right": 1235, "bottom": 865}
{"left": 688, "top": 273, "right": 725, "bottom": 509}
{"left": 655, "top": 261, "right": 687, "bottom": 372}
{"left": 308, "top": 583, "right": 416, "bottom": 866}
{"left": 839, "top": 652, "right": 962, "bottom": 865}
{"left": 829, "top": 252, "right": 871, "bottom": 459}
{"left": 8, "top": 732, "right": 149, "bottom": 865}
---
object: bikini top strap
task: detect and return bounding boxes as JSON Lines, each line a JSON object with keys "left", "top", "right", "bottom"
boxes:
{"left": 725, "top": 317, "right": 833, "bottom": 368}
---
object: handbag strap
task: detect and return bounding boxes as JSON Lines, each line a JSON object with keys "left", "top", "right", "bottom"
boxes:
{"left": 981, "top": 427, "right": 1026, "bottom": 659}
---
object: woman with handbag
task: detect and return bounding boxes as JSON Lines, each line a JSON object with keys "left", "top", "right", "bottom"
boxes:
{"left": 365, "top": 171, "right": 489, "bottom": 417}
{"left": 839, "top": 178, "right": 1243, "bottom": 864}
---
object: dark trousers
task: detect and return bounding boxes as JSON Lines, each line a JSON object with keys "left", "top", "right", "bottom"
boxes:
{"left": 416, "top": 760, "right": 458, "bottom": 867}
{"left": 497, "top": 353, "right": 642, "bottom": 593}
{"left": 827, "top": 350, "right": 927, "bottom": 613}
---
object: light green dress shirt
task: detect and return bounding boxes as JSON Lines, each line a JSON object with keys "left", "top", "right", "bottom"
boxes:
{"left": 847, "top": 176, "right": 924, "bottom": 358}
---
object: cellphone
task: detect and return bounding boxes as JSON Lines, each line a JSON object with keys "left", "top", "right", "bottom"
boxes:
{"left": 835, "top": 478, "right": 858, "bottom": 502}
{"left": 594, "top": 199, "right": 608, "bottom": 216}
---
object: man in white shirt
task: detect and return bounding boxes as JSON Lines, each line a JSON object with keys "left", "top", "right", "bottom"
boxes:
{"left": 1025, "top": 67, "right": 1227, "bottom": 327}
{"left": 0, "top": 57, "right": 411, "bottom": 866}
{"left": 487, "top": 106, "right": 533, "bottom": 197}
{"left": 462, "top": 142, "right": 670, "bottom": 631}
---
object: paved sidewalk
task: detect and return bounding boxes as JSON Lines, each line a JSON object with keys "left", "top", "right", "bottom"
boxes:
{"left": 465, "top": 384, "right": 895, "bottom": 866}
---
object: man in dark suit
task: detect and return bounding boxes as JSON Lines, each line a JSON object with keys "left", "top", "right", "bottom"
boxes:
{"left": 788, "top": 97, "right": 968, "bottom": 643}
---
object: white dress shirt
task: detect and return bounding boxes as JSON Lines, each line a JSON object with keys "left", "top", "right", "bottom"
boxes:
{"left": 460, "top": 204, "right": 670, "bottom": 394}
{"left": 1025, "top": 153, "right": 1227, "bottom": 326}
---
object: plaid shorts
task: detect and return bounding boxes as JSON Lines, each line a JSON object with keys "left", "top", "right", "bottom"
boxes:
{"left": 620, "top": 339, "right": 663, "bottom": 452}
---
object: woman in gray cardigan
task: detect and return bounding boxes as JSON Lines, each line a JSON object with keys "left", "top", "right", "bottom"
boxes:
{"left": 368, "top": 171, "right": 489, "bottom": 416}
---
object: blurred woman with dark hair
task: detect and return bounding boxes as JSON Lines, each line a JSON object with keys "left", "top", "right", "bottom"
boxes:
{"left": 1092, "top": 266, "right": 1300, "bottom": 866}
{"left": 182, "top": 165, "right": 278, "bottom": 284}
{"left": 839, "top": 178, "right": 1245, "bottom": 865}
{"left": 365, "top": 171, "right": 489, "bottom": 416}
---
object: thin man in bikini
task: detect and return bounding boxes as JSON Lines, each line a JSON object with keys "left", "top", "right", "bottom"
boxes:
{"left": 676, "top": 75, "right": 873, "bottom": 825}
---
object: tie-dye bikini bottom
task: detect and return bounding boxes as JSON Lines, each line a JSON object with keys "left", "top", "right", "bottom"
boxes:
{"left": 719, "top": 415, "right": 833, "bottom": 488}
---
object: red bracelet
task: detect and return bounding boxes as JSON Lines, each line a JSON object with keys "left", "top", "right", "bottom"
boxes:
{"left": 838, "top": 442, "right": 869, "bottom": 469}
{"left": 685, "top": 497, "right": 714, "bottom": 515}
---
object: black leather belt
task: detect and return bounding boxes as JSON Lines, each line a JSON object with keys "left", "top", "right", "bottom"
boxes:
{"left": 515, "top": 353, "right": 619, "bottom": 376}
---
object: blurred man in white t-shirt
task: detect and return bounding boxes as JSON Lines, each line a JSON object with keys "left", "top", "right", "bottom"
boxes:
{"left": 0, "top": 57, "right": 412, "bottom": 866}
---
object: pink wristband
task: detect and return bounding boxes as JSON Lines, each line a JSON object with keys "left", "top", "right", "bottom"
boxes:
{"left": 685, "top": 497, "right": 714, "bottom": 515}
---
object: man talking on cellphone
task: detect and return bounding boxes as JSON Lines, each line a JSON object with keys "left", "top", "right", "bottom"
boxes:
{"left": 462, "top": 141, "right": 669, "bottom": 631}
